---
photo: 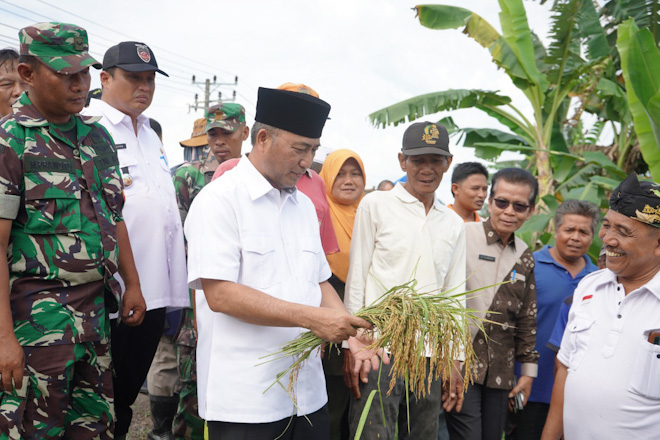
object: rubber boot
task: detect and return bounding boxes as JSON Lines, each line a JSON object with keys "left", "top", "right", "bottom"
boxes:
{"left": 147, "top": 394, "right": 179, "bottom": 440}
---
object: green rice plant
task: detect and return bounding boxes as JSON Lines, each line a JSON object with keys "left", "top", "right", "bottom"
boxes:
{"left": 261, "top": 278, "right": 500, "bottom": 404}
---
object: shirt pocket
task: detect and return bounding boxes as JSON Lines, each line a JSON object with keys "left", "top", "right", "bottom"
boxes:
{"left": 117, "top": 152, "right": 147, "bottom": 197}
{"left": 242, "top": 235, "right": 279, "bottom": 289}
{"left": 565, "top": 316, "right": 595, "bottom": 371}
{"left": 24, "top": 171, "right": 81, "bottom": 234}
{"left": 299, "top": 234, "right": 322, "bottom": 285}
{"left": 629, "top": 330, "right": 660, "bottom": 400}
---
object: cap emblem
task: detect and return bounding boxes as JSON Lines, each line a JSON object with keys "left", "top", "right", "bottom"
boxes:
{"left": 73, "top": 36, "right": 84, "bottom": 51}
{"left": 422, "top": 124, "right": 440, "bottom": 145}
{"left": 214, "top": 110, "right": 224, "bottom": 121}
{"left": 136, "top": 44, "right": 151, "bottom": 63}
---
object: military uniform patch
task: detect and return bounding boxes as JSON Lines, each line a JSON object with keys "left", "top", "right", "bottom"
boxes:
{"left": 73, "top": 36, "right": 85, "bottom": 51}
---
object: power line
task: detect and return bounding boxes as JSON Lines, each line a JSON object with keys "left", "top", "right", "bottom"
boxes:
{"left": 0, "top": 4, "right": 231, "bottom": 86}
{"left": 33, "top": 0, "right": 237, "bottom": 78}
{"left": 0, "top": 0, "right": 50, "bottom": 21}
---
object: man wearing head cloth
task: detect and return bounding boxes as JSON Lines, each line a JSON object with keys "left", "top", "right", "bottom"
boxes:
{"left": 184, "top": 87, "right": 385, "bottom": 439}
{"left": 542, "top": 174, "right": 660, "bottom": 439}
{"left": 82, "top": 41, "right": 189, "bottom": 439}
{"left": 171, "top": 102, "right": 249, "bottom": 440}
{"left": 0, "top": 22, "right": 146, "bottom": 438}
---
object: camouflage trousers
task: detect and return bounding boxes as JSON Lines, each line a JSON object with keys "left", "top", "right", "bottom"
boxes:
{"left": 0, "top": 340, "right": 114, "bottom": 440}
{"left": 172, "top": 309, "right": 203, "bottom": 440}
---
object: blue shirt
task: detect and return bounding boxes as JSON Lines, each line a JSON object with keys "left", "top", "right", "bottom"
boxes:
{"left": 546, "top": 295, "right": 573, "bottom": 353}
{"left": 515, "top": 245, "right": 597, "bottom": 404}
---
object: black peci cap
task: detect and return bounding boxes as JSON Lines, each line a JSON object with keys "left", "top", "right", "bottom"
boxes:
{"left": 255, "top": 87, "right": 330, "bottom": 138}
{"left": 102, "top": 41, "right": 168, "bottom": 77}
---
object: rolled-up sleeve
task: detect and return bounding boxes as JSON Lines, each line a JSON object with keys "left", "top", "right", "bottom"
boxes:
{"left": 0, "top": 142, "right": 22, "bottom": 220}
{"left": 344, "top": 200, "right": 376, "bottom": 315}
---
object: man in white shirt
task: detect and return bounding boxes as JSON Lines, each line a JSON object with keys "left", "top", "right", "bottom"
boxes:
{"left": 542, "top": 173, "right": 660, "bottom": 439}
{"left": 344, "top": 121, "right": 467, "bottom": 440}
{"left": 82, "top": 41, "right": 189, "bottom": 439}
{"left": 185, "top": 87, "right": 384, "bottom": 440}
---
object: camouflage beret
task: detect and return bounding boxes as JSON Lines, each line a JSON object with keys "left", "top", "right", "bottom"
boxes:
{"left": 205, "top": 103, "right": 246, "bottom": 133}
{"left": 19, "top": 22, "right": 101, "bottom": 74}
{"left": 610, "top": 173, "right": 660, "bottom": 228}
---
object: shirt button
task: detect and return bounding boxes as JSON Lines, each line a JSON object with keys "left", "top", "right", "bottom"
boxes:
{"left": 73, "top": 150, "right": 80, "bottom": 157}
{"left": 617, "top": 314, "right": 622, "bottom": 319}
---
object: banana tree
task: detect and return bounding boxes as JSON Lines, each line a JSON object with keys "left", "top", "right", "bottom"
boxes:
{"left": 617, "top": 19, "right": 660, "bottom": 179}
{"left": 369, "top": 0, "right": 612, "bottom": 202}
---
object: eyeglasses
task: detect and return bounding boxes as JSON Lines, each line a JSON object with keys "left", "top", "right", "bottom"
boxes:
{"left": 491, "top": 198, "right": 531, "bottom": 213}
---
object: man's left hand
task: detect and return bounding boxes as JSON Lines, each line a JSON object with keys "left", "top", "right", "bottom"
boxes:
{"left": 442, "top": 360, "right": 464, "bottom": 412}
{"left": 120, "top": 284, "right": 146, "bottom": 326}
{"left": 346, "top": 331, "right": 390, "bottom": 387}
{"left": 509, "top": 375, "right": 533, "bottom": 410}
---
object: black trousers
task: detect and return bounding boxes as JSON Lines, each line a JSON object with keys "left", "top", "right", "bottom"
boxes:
{"left": 110, "top": 307, "right": 166, "bottom": 436}
{"left": 207, "top": 405, "right": 330, "bottom": 440}
{"left": 445, "top": 383, "right": 509, "bottom": 440}
{"left": 506, "top": 401, "right": 549, "bottom": 440}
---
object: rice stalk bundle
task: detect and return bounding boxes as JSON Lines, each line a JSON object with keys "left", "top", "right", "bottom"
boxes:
{"left": 261, "top": 278, "right": 497, "bottom": 402}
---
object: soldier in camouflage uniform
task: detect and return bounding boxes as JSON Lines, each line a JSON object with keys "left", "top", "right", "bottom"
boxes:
{"left": 172, "top": 103, "right": 248, "bottom": 440}
{"left": 0, "top": 22, "right": 146, "bottom": 439}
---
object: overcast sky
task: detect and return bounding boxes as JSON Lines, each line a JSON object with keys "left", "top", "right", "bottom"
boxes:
{"left": 1, "top": 0, "right": 553, "bottom": 202}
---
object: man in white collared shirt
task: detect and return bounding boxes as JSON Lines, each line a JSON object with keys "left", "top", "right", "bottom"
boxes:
{"left": 185, "top": 87, "right": 383, "bottom": 440}
{"left": 344, "top": 121, "right": 466, "bottom": 440}
{"left": 542, "top": 174, "right": 660, "bottom": 439}
{"left": 82, "top": 41, "right": 188, "bottom": 439}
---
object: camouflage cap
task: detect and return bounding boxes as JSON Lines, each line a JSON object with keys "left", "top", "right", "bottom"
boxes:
{"left": 19, "top": 22, "right": 101, "bottom": 74}
{"left": 205, "top": 103, "right": 246, "bottom": 133}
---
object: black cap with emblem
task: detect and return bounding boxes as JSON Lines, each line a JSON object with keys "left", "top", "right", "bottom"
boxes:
{"left": 102, "top": 41, "right": 168, "bottom": 77}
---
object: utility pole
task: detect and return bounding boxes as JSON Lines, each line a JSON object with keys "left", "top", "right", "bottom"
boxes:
{"left": 189, "top": 74, "right": 239, "bottom": 113}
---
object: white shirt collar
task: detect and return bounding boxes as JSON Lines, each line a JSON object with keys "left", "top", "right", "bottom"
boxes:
{"left": 594, "top": 268, "right": 660, "bottom": 301}
{"left": 237, "top": 157, "right": 299, "bottom": 205}
{"left": 392, "top": 182, "right": 442, "bottom": 212}
{"left": 87, "top": 98, "right": 150, "bottom": 129}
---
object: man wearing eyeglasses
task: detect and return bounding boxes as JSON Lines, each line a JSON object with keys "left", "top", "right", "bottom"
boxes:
{"left": 445, "top": 168, "right": 539, "bottom": 440}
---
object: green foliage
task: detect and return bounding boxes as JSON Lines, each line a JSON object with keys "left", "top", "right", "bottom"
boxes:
{"left": 618, "top": 19, "right": 660, "bottom": 181}
{"left": 370, "top": 1, "right": 659, "bottom": 251}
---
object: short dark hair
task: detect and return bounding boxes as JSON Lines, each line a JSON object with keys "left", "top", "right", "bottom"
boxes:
{"left": 149, "top": 118, "right": 162, "bottom": 139}
{"left": 18, "top": 54, "right": 40, "bottom": 71}
{"left": 451, "top": 162, "right": 488, "bottom": 196}
{"left": 103, "top": 67, "right": 116, "bottom": 77}
{"left": 0, "top": 48, "right": 19, "bottom": 70}
{"left": 555, "top": 199, "right": 600, "bottom": 235}
{"left": 490, "top": 167, "right": 538, "bottom": 206}
{"left": 250, "top": 121, "right": 279, "bottom": 146}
